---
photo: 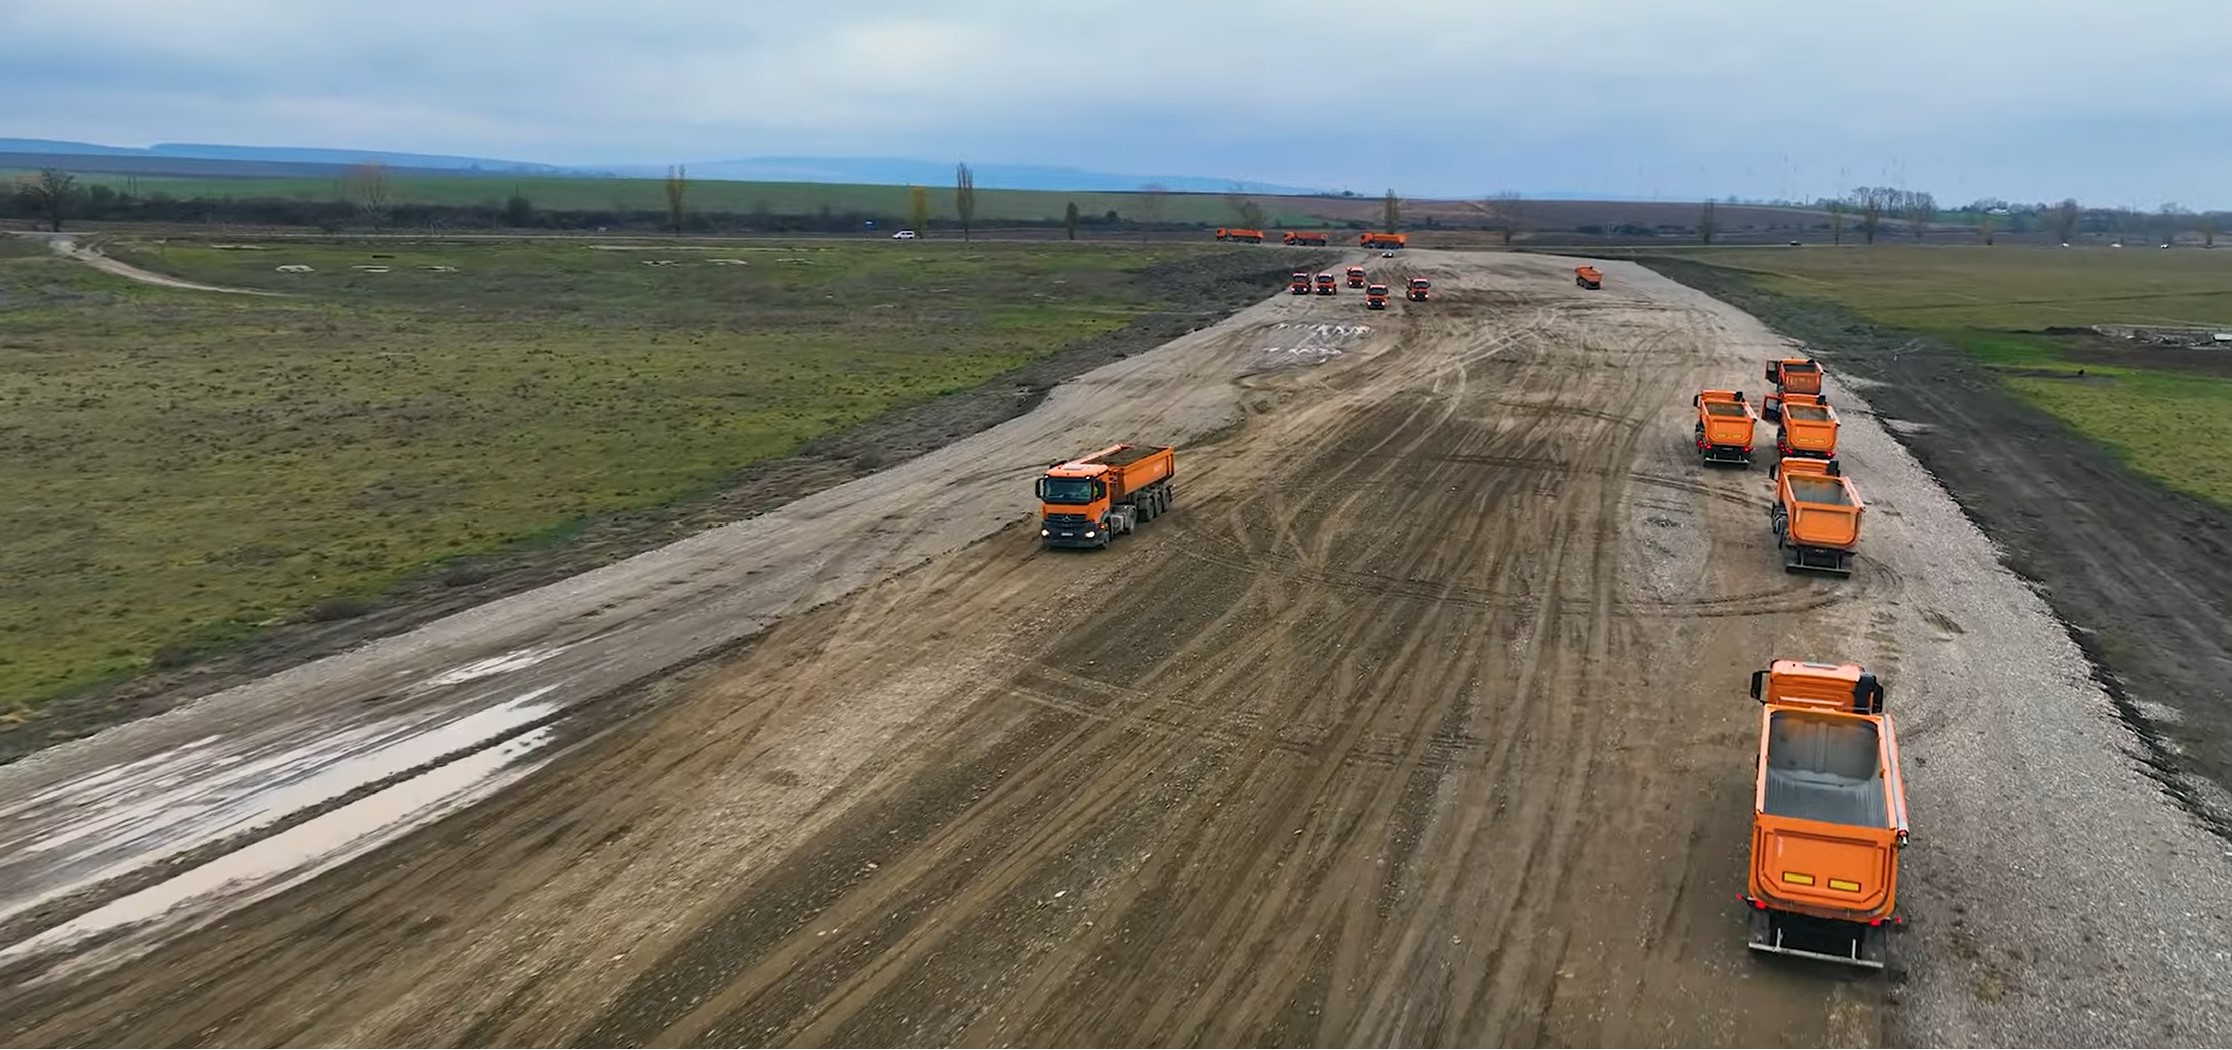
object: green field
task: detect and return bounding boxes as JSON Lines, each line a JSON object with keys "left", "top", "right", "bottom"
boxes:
{"left": 0, "top": 235, "right": 1252, "bottom": 722}
{"left": 1686, "top": 246, "right": 2232, "bottom": 504}
{"left": 4, "top": 168, "right": 1340, "bottom": 226}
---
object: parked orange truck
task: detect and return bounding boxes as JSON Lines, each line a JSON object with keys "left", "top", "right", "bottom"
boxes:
{"left": 1761, "top": 357, "right": 1825, "bottom": 421}
{"left": 1743, "top": 658, "right": 1908, "bottom": 969}
{"left": 1365, "top": 283, "right": 1389, "bottom": 310}
{"left": 1360, "top": 231, "right": 1408, "bottom": 249}
{"left": 1284, "top": 231, "right": 1331, "bottom": 246}
{"left": 1215, "top": 227, "right": 1266, "bottom": 243}
{"left": 1289, "top": 271, "right": 1311, "bottom": 295}
{"left": 1406, "top": 277, "right": 1431, "bottom": 301}
{"left": 1770, "top": 457, "right": 1863, "bottom": 575}
{"left": 1574, "top": 265, "right": 1604, "bottom": 289}
{"left": 1038, "top": 444, "right": 1176, "bottom": 550}
{"left": 1346, "top": 266, "right": 1368, "bottom": 288}
{"left": 1692, "top": 389, "right": 1757, "bottom": 466}
{"left": 1315, "top": 272, "right": 1337, "bottom": 295}
{"left": 1775, "top": 392, "right": 1840, "bottom": 462}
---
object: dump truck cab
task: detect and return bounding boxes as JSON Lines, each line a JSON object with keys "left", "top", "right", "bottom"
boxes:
{"left": 1406, "top": 277, "right": 1431, "bottom": 301}
{"left": 1769, "top": 457, "right": 1863, "bottom": 575}
{"left": 1574, "top": 265, "right": 1604, "bottom": 289}
{"left": 1775, "top": 392, "right": 1840, "bottom": 462}
{"left": 1037, "top": 444, "right": 1176, "bottom": 550}
{"left": 1365, "top": 283, "right": 1389, "bottom": 309}
{"left": 1692, "top": 388, "right": 1757, "bottom": 466}
{"left": 1314, "top": 272, "right": 1337, "bottom": 295}
{"left": 1743, "top": 659, "right": 1907, "bottom": 969}
{"left": 1346, "top": 266, "right": 1367, "bottom": 288}
{"left": 1289, "top": 271, "right": 1311, "bottom": 295}
{"left": 1761, "top": 357, "right": 1824, "bottom": 421}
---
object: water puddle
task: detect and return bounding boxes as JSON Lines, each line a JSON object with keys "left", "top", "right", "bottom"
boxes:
{"left": 423, "top": 646, "right": 567, "bottom": 687}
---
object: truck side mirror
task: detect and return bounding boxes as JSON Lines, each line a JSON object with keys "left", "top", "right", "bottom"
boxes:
{"left": 1749, "top": 669, "right": 1765, "bottom": 701}
{"left": 1691, "top": 394, "right": 1700, "bottom": 407}
{"left": 1034, "top": 478, "right": 1049, "bottom": 499}
{"left": 1768, "top": 462, "right": 1780, "bottom": 480}
{"left": 1854, "top": 673, "right": 1884, "bottom": 714}
{"left": 1826, "top": 459, "right": 1842, "bottom": 477}
{"left": 1735, "top": 390, "right": 1746, "bottom": 403}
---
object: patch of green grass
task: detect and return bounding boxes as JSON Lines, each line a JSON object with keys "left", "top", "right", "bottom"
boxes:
{"left": 0, "top": 236, "right": 1235, "bottom": 717}
{"left": 2003, "top": 367, "right": 2232, "bottom": 505}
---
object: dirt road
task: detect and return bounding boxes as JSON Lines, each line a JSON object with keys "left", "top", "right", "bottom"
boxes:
{"left": 3, "top": 252, "right": 2227, "bottom": 1046}
{"left": 17, "top": 233, "right": 281, "bottom": 294}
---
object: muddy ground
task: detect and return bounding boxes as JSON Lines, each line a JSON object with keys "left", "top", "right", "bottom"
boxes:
{"left": 2, "top": 247, "right": 1332, "bottom": 764}
{"left": 1645, "top": 257, "right": 2232, "bottom": 837}
{"left": 6, "top": 252, "right": 2227, "bottom": 1047}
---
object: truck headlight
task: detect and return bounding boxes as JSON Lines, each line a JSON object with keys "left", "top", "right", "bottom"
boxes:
{"left": 1084, "top": 530, "right": 1096, "bottom": 538}
{"left": 1041, "top": 529, "right": 1050, "bottom": 536}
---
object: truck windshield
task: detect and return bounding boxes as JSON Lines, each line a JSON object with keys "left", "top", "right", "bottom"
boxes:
{"left": 1039, "top": 477, "right": 1098, "bottom": 504}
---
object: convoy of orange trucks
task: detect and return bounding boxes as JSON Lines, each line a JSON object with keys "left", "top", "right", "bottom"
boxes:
{"left": 1574, "top": 265, "right": 1603, "bottom": 289}
{"left": 1407, "top": 277, "right": 1431, "bottom": 301}
{"left": 1360, "top": 231, "right": 1407, "bottom": 250}
{"left": 1770, "top": 457, "right": 1863, "bottom": 576}
{"left": 1365, "top": 283, "right": 1389, "bottom": 310}
{"left": 1345, "top": 266, "right": 1367, "bottom": 288}
{"left": 1037, "top": 444, "right": 1176, "bottom": 550}
{"left": 1774, "top": 393, "right": 1840, "bottom": 463}
{"left": 1743, "top": 658, "right": 1907, "bottom": 968}
{"left": 1284, "top": 231, "right": 1331, "bottom": 246}
{"left": 1761, "top": 357, "right": 1825, "bottom": 421}
{"left": 1214, "top": 227, "right": 1265, "bottom": 243}
{"left": 1692, "top": 389, "right": 1757, "bottom": 466}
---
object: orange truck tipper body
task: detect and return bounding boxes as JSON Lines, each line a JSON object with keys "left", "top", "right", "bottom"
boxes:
{"left": 1346, "top": 266, "right": 1367, "bottom": 288}
{"left": 1406, "top": 277, "right": 1431, "bottom": 301}
{"left": 1365, "top": 283, "right": 1389, "bottom": 309}
{"left": 1214, "top": 227, "right": 1265, "bottom": 243}
{"left": 1775, "top": 393, "right": 1840, "bottom": 462}
{"left": 1761, "top": 357, "right": 1824, "bottom": 421}
{"left": 1315, "top": 272, "right": 1337, "bottom": 295}
{"left": 1360, "top": 231, "right": 1408, "bottom": 249}
{"left": 1574, "top": 265, "right": 1603, "bottom": 289}
{"left": 1289, "top": 271, "right": 1311, "bottom": 295}
{"left": 1038, "top": 444, "right": 1176, "bottom": 549}
{"left": 1692, "top": 389, "right": 1757, "bottom": 466}
{"left": 1284, "top": 231, "right": 1330, "bottom": 246}
{"left": 1743, "top": 659, "right": 1907, "bottom": 969}
{"left": 1770, "top": 457, "right": 1863, "bottom": 575}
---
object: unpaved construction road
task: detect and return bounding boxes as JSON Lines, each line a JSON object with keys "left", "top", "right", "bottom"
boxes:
{"left": 3, "top": 251, "right": 2228, "bottom": 1047}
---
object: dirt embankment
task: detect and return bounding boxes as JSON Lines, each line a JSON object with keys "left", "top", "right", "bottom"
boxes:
{"left": 1642, "top": 256, "right": 2232, "bottom": 839}
{"left": 2, "top": 248, "right": 1333, "bottom": 764}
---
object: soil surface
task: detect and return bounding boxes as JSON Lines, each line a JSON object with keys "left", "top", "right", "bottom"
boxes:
{"left": 2, "top": 252, "right": 2227, "bottom": 1048}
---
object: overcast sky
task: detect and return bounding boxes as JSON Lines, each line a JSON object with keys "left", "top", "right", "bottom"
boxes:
{"left": 6, "top": 0, "right": 2229, "bottom": 206}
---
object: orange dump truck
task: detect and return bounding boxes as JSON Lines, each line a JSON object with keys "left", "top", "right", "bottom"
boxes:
{"left": 1692, "top": 389, "right": 1757, "bottom": 466}
{"left": 1360, "top": 231, "right": 1408, "bottom": 250}
{"left": 1038, "top": 444, "right": 1176, "bottom": 550}
{"left": 1365, "top": 283, "right": 1389, "bottom": 309}
{"left": 1761, "top": 357, "right": 1825, "bottom": 421}
{"left": 1315, "top": 272, "right": 1337, "bottom": 295}
{"left": 1284, "top": 231, "right": 1331, "bottom": 246}
{"left": 1743, "top": 658, "right": 1908, "bottom": 969}
{"left": 1346, "top": 265, "right": 1367, "bottom": 288}
{"left": 1406, "top": 277, "right": 1431, "bottom": 301}
{"left": 1770, "top": 457, "right": 1863, "bottom": 575}
{"left": 1775, "top": 392, "right": 1839, "bottom": 462}
{"left": 1215, "top": 227, "right": 1266, "bottom": 243}
{"left": 1289, "top": 271, "right": 1311, "bottom": 295}
{"left": 1574, "top": 265, "right": 1604, "bottom": 289}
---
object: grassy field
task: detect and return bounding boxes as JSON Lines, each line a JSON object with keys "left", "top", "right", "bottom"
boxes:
{"left": 3, "top": 168, "right": 1344, "bottom": 227}
{"left": 1682, "top": 246, "right": 2232, "bottom": 505}
{"left": 0, "top": 235, "right": 1258, "bottom": 721}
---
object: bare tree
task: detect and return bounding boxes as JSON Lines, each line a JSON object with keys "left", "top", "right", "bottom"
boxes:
{"left": 1382, "top": 187, "right": 1401, "bottom": 231}
{"left": 907, "top": 184, "right": 929, "bottom": 235}
{"left": 1064, "top": 200, "right": 1080, "bottom": 241}
{"left": 664, "top": 165, "right": 689, "bottom": 236}
{"left": 348, "top": 160, "right": 391, "bottom": 227}
{"left": 2202, "top": 212, "right": 2220, "bottom": 249}
{"left": 1978, "top": 215, "right": 1995, "bottom": 246}
{"left": 1825, "top": 196, "right": 1847, "bottom": 245}
{"left": 2156, "top": 202, "right": 2190, "bottom": 247}
{"left": 1224, "top": 185, "right": 1267, "bottom": 230}
{"left": 2050, "top": 197, "right": 2081, "bottom": 243}
{"left": 1856, "top": 187, "right": 1887, "bottom": 244}
{"left": 954, "top": 162, "right": 977, "bottom": 242}
{"left": 1476, "top": 190, "right": 1524, "bottom": 245}
{"left": 1698, "top": 199, "right": 1719, "bottom": 245}
{"left": 1904, "top": 190, "right": 1936, "bottom": 242}
{"left": 19, "top": 168, "right": 78, "bottom": 232}
{"left": 1137, "top": 182, "right": 1169, "bottom": 243}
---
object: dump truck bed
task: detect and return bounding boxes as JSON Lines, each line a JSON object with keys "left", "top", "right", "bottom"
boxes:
{"left": 1785, "top": 476, "right": 1854, "bottom": 506}
{"left": 1764, "top": 713, "right": 1888, "bottom": 826}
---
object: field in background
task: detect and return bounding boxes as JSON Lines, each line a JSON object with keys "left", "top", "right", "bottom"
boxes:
{"left": 1676, "top": 246, "right": 2232, "bottom": 504}
{"left": 0, "top": 236, "right": 1267, "bottom": 723}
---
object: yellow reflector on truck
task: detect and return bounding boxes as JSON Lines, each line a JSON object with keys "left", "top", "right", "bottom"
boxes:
{"left": 1828, "top": 878, "right": 1861, "bottom": 892}
{"left": 1781, "top": 872, "right": 1816, "bottom": 886}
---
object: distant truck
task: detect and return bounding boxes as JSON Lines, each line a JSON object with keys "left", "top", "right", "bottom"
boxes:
{"left": 1214, "top": 227, "right": 1266, "bottom": 243}
{"left": 1775, "top": 392, "right": 1840, "bottom": 463}
{"left": 1692, "top": 389, "right": 1758, "bottom": 466}
{"left": 1574, "top": 265, "right": 1604, "bottom": 289}
{"left": 1315, "top": 272, "right": 1337, "bottom": 295}
{"left": 1406, "top": 277, "right": 1431, "bottom": 301}
{"left": 1761, "top": 357, "right": 1825, "bottom": 422}
{"left": 1346, "top": 265, "right": 1368, "bottom": 288}
{"left": 1770, "top": 457, "right": 1863, "bottom": 575}
{"left": 1359, "top": 231, "right": 1408, "bottom": 250}
{"left": 1743, "top": 658, "right": 1908, "bottom": 969}
{"left": 1283, "top": 231, "right": 1331, "bottom": 246}
{"left": 1289, "top": 271, "right": 1311, "bottom": 295}
{"left": 1365, "top": 283, "right": 1389, "bottom": 309}
{"left": 1037, "top": 444, "right": 1176, "bottom": 550}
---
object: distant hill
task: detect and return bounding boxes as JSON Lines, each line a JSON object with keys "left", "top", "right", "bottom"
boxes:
{"left": 0, "top": 138, "right": 584, "bottom": 175}
{"left": 597, "top": 156, "right": 1326, "bottom": 195}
